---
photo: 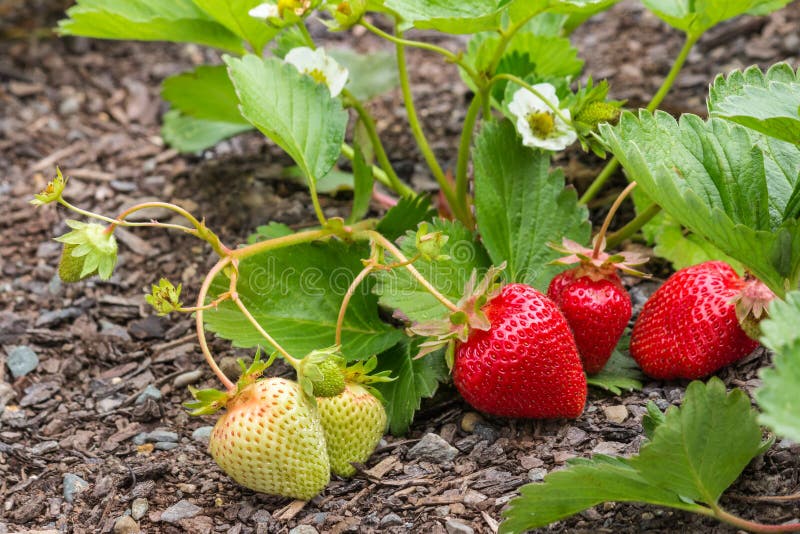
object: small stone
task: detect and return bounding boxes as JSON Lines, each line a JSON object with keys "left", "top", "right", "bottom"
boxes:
{"left": 219, "top": 356, "right": 244, "bottom": 381}
{"left": 155, "top": 441, "right": 178, "bottom": 451}
{"left": 460, "top": 412, "right": 483, "bottom": 433}
{"left": 160, "top": 499, "right": 201, "bottom": 523}
{"left": 97, "top": 397, "right": 124, "bottom": 412}
{"left": 30, "top": 440, "right": 59, "bottom": 455}
{"left": 177, "top": 483, "right": 196, "bottom": 494}
{"left": 113, "top": 515, "right": 140, "bottom": 534}
{"left": 173, "top": 369, "right": 204, "bottom": 388}
{"left": 519, "top": 454, "right": 543, "bottom": 469}
{"left": 6, "top": 346, "right": 39, "bottom": 378}
{"left": 128, "top": 316, "right": 166, "bottom": 340}
{"left": 191, "top": 426, "right": 213, "bottom": 444}
{"left": 135, "top": 385, "right": 162, "bottom": 405}
{"left": 462, "top": 490, "right": 487, "bottom": 506}
{"left": 63, "top": 473, "right": 89, "bottom": 503}
{"left": 110, "top": 180, "right": 137, "bottom": 193}
{"left": 445, "top": 518, "right": 474, "bottom": 534}
{"left": 603, "top": 405, "right": 628, "bottom": 424}
{"left": 472, "top": 422, "right": 498, "bottom": 444}
{"left": 289, "top": 526, "right": 319, "bottom": 534}
{"left": 380, "top": 513, "right": 403, "bottom": 527}
{"left": 407, "top": 433, "right": 458, "bottom": 463}
{"left": 528, "top": 468, "right": 547, "bottom": 482}
{"left": 131, "top": 498, "right": 149, "bottom": 520}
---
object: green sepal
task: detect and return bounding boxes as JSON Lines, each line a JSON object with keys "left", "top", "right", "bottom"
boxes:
{"left": 236, "top": 348, "right": 277, "bottom": 392}
{"left": 54, "top": 220, "right": 118, "bottom": 282}
{"left": 184, "top": 386, "right": 230, "bottom": 416}
{"left": 145, "top": 278, "right": 183, "bottom": 316}
{"left": 31, "top": 167, "right": 68, "bottom": 206}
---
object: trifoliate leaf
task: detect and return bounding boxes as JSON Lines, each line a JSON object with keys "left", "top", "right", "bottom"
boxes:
{"left": 474, "top": 120, "right": 590, "bottom": 290}
{"left": 204, "top": 240, "right": 402, "bottom": 361}
{"left": 161, "top": 110, "right": 252, "bottom": 153}
{"left": 374, "top": 219, "right": 492, "bottom": 323}
{"left": 501, "top": 378, "right": 766, "bottom": 533}
{"left": 58, "top": 0, "right": 245, "bottom": 52}
{"left": 372, "top": 339, "right": 448, "bottom": 435}
{"left": 756, "top": 291, "right": 800, "bottom": 441}
{"left": 601, "top": 110, "right": 800, "bottom": 296}
{"left": 384, "top": 0, "right": 507, "bottom": 33}
{"left": 192, "top": 0, "right": 279, "bottom": 52}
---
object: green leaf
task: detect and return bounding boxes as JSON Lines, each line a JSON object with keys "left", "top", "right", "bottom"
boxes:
{"left": 756, "top": 291, "right": 800, "bottom": 441}
{"left": 642, "top": 401, "right": 666, "bottom": 440}
{"left": 225, "top": 54, "right": 348, "bottom": 191}
{"left": 647, "top": 212, "right": 745, "bottom": 271}
{"left": 474, "top": 120, "right": 590, "bottom": 290}
{"left": 639, "top": 0, "right": 793, "bottom": 36}
{"left": 192, "top": 0, "right": 279, "bottom": 52}
{"left": 329, "top": 49, "right": 400, "bottom": 101}
{"left": 347, "top": 144, "right": 374, "bottom": 223}
{"left": 586, "top": 349, "right": 644, "bottom": 395}
{"left": 58, "top": 0, "right": 244, "bottom": 52}
{"left": 601, "top": 110, "right": 800, "bottom": 296}
{"left": 162, "top": 65, "right": 249, "bottom": 124}
{"left": 376, "top": 195, "right": 436, "bottom": 241}
{"left": 384, "top": 0, "right": 508, "bottom": 33}
{"left": 709, "top": 64, "right": 800, "bottom": 145}
{"left": 374, "top": 219, "right": 492, "bottom": 322}
{"left": 501, "top": 378, "right": 764, "bottom": 533}
{"left": 282, "top": 166, "right": 356, "bottom": 194}
{"left": 204, "top": 240, "right": 402, "bottom": 361}
{"left": 161, "top": 110, "right": 252, "bottom": 153}
{"left": 373, "top": 339, "right": 448, "bottom": 435}
{"left": 508, "top": 0, "right": 620, "bottom": 23}
{"left": 247, "top": 222, "right": 294, "bottom": 244}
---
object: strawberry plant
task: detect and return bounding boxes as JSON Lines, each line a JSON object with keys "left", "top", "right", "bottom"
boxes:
{"left": 30, "top": 0, "right": 800, "bottom": 510}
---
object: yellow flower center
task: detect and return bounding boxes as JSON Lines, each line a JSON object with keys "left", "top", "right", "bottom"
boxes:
{"left": 527, "top": 111, "right": 556, "bottom": 138}
{"left": 307, "top": 68, "right": 328, "bottom": 85}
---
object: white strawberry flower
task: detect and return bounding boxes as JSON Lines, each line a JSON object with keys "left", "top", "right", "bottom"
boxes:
{"left": 248, "top": 2, "right": 279, "bottom": 19}
{"left": 284, "top": 47, "right": 349, "bottom": 98}
{"left": 508, "top": 83, "right": 577, "bottom": 151}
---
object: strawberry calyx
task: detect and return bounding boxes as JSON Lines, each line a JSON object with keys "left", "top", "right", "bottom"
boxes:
{"left": 549, "top": 237, "right": 649, "bottom": 281}
{"left": 731, "top": 274, "right": 776, "bottom": 341}
{"left": 409, "top": 263, "right": 506, "bottom": 366}
{"left": 184, "top": 349, "right": 276, "bottom": 415}
{"left": 336, "top": 355, "right": 394, "bottom": 404}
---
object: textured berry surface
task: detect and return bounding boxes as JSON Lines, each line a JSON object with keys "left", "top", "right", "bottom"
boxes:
{"left": 208, "top": 378, "right": 330, "bottom": 499}
{"left": 317, "top": 383, "right": 387, "bottom": 477}
{"left": 312, "top": 358, "right": 346, "bottom": 398}
{"left": 453, "top": 283, "right": 587, "bottom": 419}
{"left": 548, "top": 271, "right": 631, "bottom": 374}
{"left": 58, "top": 243, "right": 88, "bottom": 283}
{"left": 630, "top": 261, "right": 759, "bottom": 380}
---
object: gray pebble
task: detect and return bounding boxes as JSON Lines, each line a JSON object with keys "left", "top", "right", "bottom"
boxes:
{"left": 473, "top": 422, "right": 499, "bottom": 444}
{"left": 173, "top": 369, "right": 204, "bottom": 388}
{"left": 133, "top": 429, "right": 179, "bottom": 445}
{"left": 6, "top": 346, "right": 39, "bottom": 378}
{"left": 380, "top": 513, "right": 403, "bottom": 527}
{"left": 30, "top": 440, "right": 59, "bottom": 455}
{"left": 288, "top": 526, "right": 319, "bottom": 534}
{"left": 192, "top": 426, "right": 213, "bottom": 444}
{"left": 528, "top": 468, "right": 547, "bottom": 482}
{"left": 110, "top": 180, "right": 137, "bottom": 193}
{"left": 63, "top": 473, "right": 89, "bottom": 503}
{"left": 131, "top": 498, "right": 149, "bottom": 520}
{"left": 113, "top": 514, "right": 140, "bottom": 534}
{"left": 160, "top": 499, "right": 201, "bottom": 523}
{"left": 154, "top": 441, "right": 178, "bottom": 451}
{"left": 407, "top": 433, "right": 459, "bottom": 463}
{"left": 445, "top": 518, "right": 474, "bottom": 534}
{"left": 97, "top": 397, "right": 124, "bottom": 412}
{"left": 135, "top": 385, "right": 162, "bottom": 405}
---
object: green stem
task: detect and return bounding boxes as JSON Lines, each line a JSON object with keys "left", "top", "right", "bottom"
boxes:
{"left": 455, "top": 93, "right": 483, "bottom": 211}
{"left": 335, "top": 263, "right": 375, "bottom": 346}
{"left": 491, "top": 73, "right": 573, "bottom": 125}
{"left": 579, "top": 33, "right": 699, "bottom": 205}
{"left": 343, "top": 89, "right": 412, "bottom": 198}
{"left": 605, "top": 203, "right": 662, "bottom": 249}
{"left": 297, "top": 20, "right": 316, "bottom": 49}
{"left": 393, "top": 28, "right": 469, "bottom": 225}
{"left": 341, "top": 143, "right": 410, "bottom": 195}
{"left": 360, "top": 19, "right": 480, "bottom": 83}
{"left": 485, "top": 8, "right": 544, "bottom": 75}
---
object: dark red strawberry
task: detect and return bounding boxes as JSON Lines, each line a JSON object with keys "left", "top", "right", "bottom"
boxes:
{"left": 548, "top": 182, "right": 647, "bottom": 374}
{"left": 452, "top": 283, "right": 587, "bottom": 419}
{"left": 548, "top": 270, "right": 631, "bottom": 374}
{"left": 630, "top": 261, "right": 760, "bottom": 380}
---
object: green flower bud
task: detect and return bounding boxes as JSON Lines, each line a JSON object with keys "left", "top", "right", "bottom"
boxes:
{"left": 54, "top": 221, "right": 118, "bottom": 282}
{"left": 575, "top": 101, "right": 621, "bottom": 129}
{"left": 145, "top": 278, "right": 183, "bottom": 316}
{"left": 415, "top": 222, "right": 450, "bottom": 262}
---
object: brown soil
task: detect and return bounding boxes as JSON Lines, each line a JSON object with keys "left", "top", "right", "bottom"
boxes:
{"left": 1, "top": 1, "right": 799, "bottom": 533}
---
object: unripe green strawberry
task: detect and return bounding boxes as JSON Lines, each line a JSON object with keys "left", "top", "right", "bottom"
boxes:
{"left": 58, "top": 243, "right": 89, "bottom": 283}
{"left": 317, "top": 383, "right": 386, "bottom": 477}
{"left": 575, "top": 101, "right": 620, "bottom": 128}
{"left": 208, "top": 377, "right": 330, "bottom": 499}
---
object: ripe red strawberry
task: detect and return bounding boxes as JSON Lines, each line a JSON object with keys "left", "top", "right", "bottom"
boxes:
{"left": 453, "top": 283, "right": 587, "bottom": 419}
{"left": 548, "top": 270, "right": 632, "bottom": 374}
{"left": 317, "top": 382, "right": 387, "bottom": 477}
{"left": 548, "top": 182, "right": 646, "bottom": 374}
{"left": 630, "top": 261, "right": 760, "bottom": 380}
{"left": 208, "top": 377, "right": 330, "bottom": 499}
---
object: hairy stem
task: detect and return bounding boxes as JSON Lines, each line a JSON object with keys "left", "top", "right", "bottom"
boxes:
{"left": 335, "top": 263, "right": 375, "bottom": 346}
{"left": 362, "top": 230, "right": 459, "bottom": 313}
{"left": 58, "top": 199, "right": 200, "bottom": 236}
{"left": 343, "top": 89, "right": 413, "bottom": 198}
{"left": 579, "top": 34, "right": 699, "bottom": 205}
{"left": 196, "top": 257, "right": 236, "bottom": 392}
{"left": 593, "top": 181, "right": 637, "bottom": 257}
{"left": 605, "top": 203, "right": 662, "bottom": 249}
